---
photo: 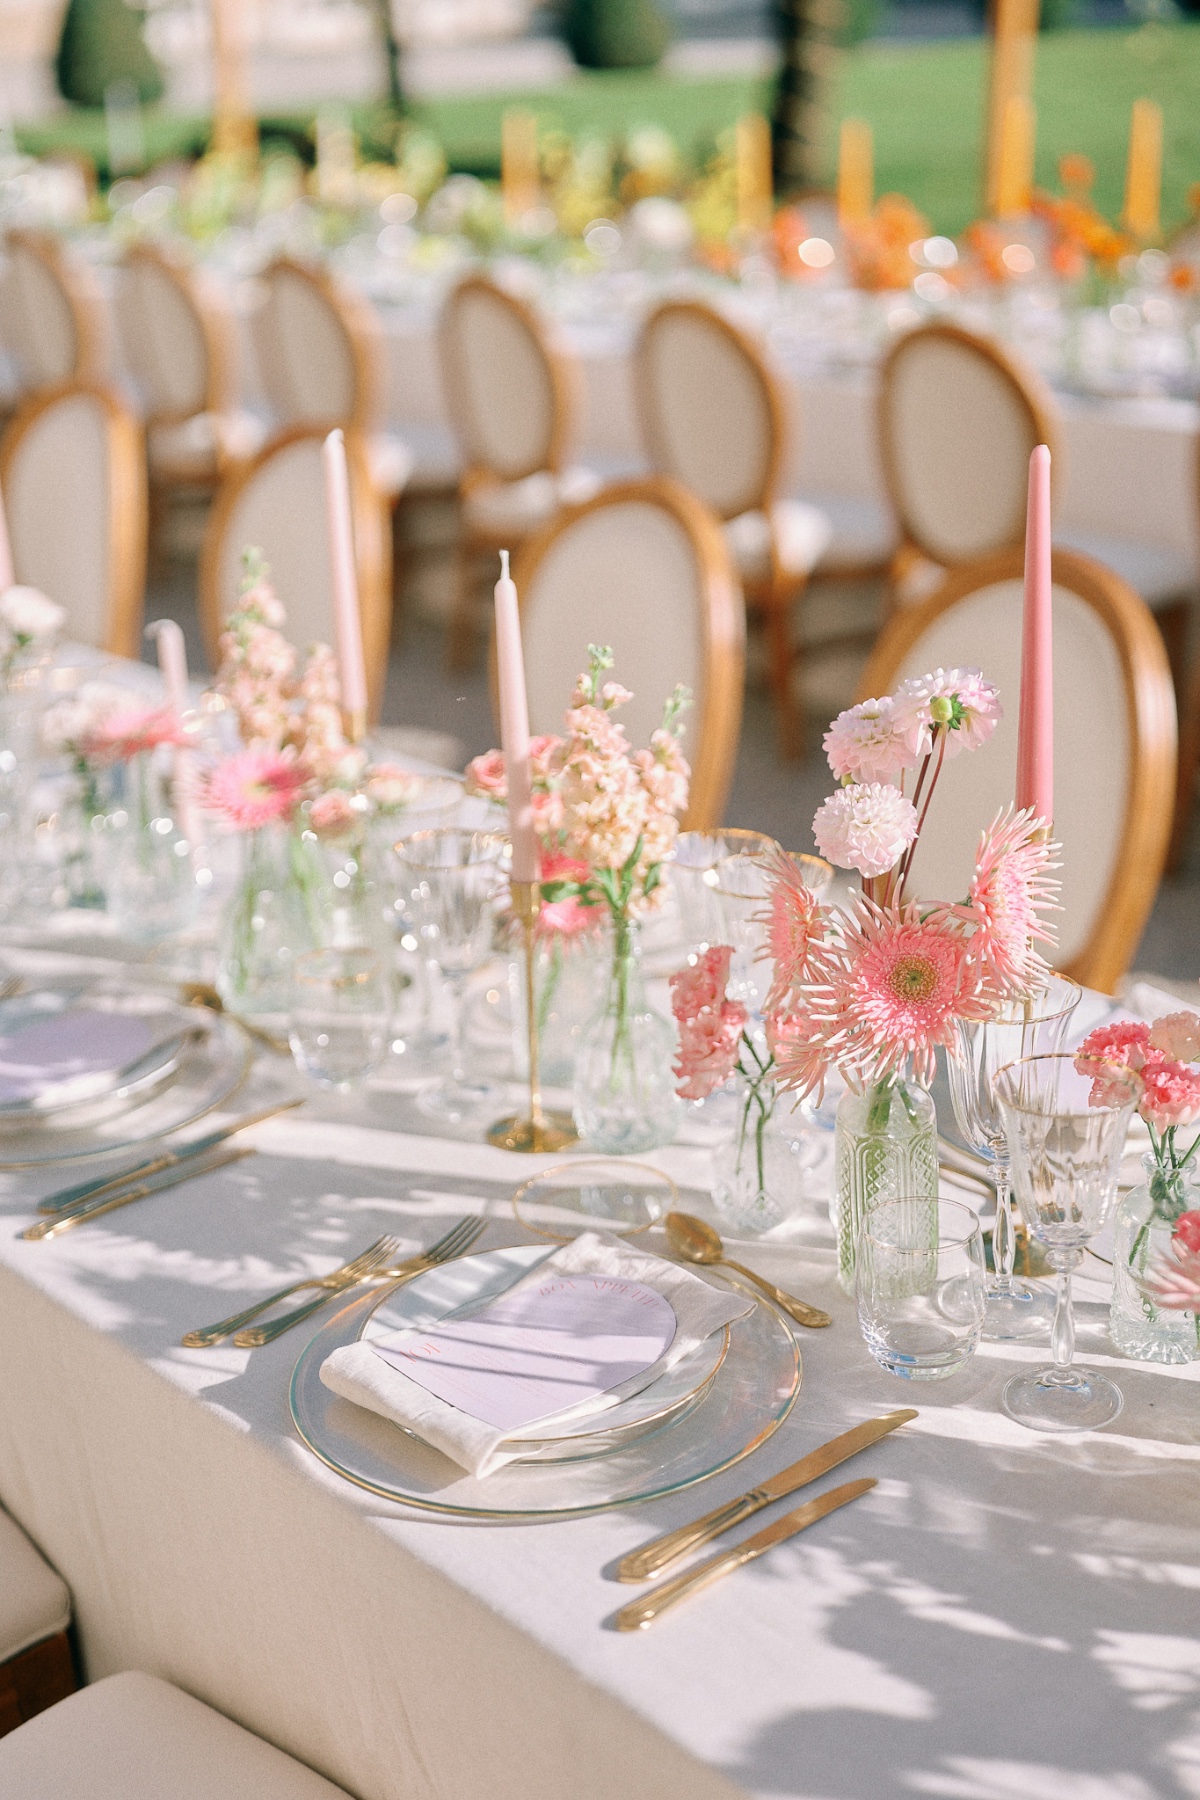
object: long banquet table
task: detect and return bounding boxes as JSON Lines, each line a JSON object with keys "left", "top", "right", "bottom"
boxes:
{"left": 0, "top": 935, "right": 1197, "bottom": 1800}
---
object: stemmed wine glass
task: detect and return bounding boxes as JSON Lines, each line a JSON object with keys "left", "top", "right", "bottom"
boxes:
{"left": 396, "top": 829, "right": 508, "bottom": 1124}
{"left": 670, "top": 829, "right": 778, "bottom": 954}
{"left": 947, "top": 975, "right": 1080, "bottom": 1342}
{"left": 994, "top": 1052, "right": 1142, "bottom": 1433}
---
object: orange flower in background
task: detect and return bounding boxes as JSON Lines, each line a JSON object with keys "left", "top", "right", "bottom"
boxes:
{"left": 843, "top": 193, "right": 930, "bottom": 290}
{"left": 1058, "top": 153, "right": 1095, "bottom": 195}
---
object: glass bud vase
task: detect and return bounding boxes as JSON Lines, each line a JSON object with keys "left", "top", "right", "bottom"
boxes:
{"left": 510, "top": 926, "right": 605, "bottom": 1090}
{"left": 103, "top": 750, "right": 200, "bottom": 943}
{"left": 1110, "top": 1155, "right": 1200, "bottom": 1365}
{"left": 713, "top": 1065, "right": 803, "bottom": 1235}
{"left": 834, "top": 1078, "right": 938, "bottom": 1294}
{"left": 573, "top": 913, "right": 679, "bottom": 1154}
{"left": 217, "top": 824, "right": 320, "bottom": 1020}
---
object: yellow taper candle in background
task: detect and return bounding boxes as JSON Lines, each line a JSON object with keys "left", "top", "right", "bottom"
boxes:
{"left": 735, "top": 113, "right": 773, "bottom": 235}
{"left": 837, "top": 118, "right": 874, "bottom": 224}
{"left": 1123, "top": 98, "right": 1163, "bottom": 242}
{"left": 210, "top": 0, "right": 258, "bottom": 162}
{"left": 501, "top": 109, "right": 540, "bottom": 225}
{"left": 994, "top": 94, "right": 1036, "bottom": 218}
{"left": 984, "top": 0, "right": 1038, "bottom": 215}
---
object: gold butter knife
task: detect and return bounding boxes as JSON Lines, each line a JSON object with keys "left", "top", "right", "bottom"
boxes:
{"left": 21, "top": 1145, "right": 254, "bottom": 1240}
{"left": 616, "top": 1408, "right": 915, "bottom": 1583}
{"left": 612, "top": 1478, "right": 877, "bottom": 1631}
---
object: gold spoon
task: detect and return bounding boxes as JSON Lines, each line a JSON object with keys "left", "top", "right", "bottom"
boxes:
{"left": 180, "top": 982, "right": 291, "bottom": 1057}
{"left": 664, "top": 1211, "right": 832, "bottom": 1329}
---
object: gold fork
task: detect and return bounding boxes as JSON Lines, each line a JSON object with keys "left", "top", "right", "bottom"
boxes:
{"left": 182, "top": 1234, "right": 404, "bottom": 1348}
{"left": 233, "top": 1214, "right": 486, "bottom": 1348}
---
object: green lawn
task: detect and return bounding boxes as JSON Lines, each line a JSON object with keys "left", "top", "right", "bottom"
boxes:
{"left": 15, "top": 22, "right": 1200, "bottom": 239}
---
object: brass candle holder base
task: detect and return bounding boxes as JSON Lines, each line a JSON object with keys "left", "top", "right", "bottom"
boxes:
{"left": 488, "top": 878, "right": 579, "bottom": 1156}
{"left": 487, "top": 1111, "right": 578, "bottom": 1154}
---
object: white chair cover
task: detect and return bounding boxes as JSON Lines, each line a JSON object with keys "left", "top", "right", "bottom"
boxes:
{"left": 882, "top": 330, "right": 1042, "bottom": 566}
{"left": 256, "top": 266, "right": 359, "bottom": 425}
{"left": 441, "top": 283, "right": 557, "bottom": 481}
{"left": 0, "top": 239, "right": 85, "bottom": 391}
{"left": 639, "top": 305, "right": 774, "bottom": 520}
{"left": 0, "top": 1505, "right": 70, "bottom": 1664}
{"left": 521, "top": 495, "right": 711, "bottom": 752}
{"left": 115, "top": 256, "right": 212, "bottom": 421}
{"left": 2, "top": 390, "right": 129, "bottom": 650}
{"left": 885, "top": 575, "right": 1130, "bottom": 967}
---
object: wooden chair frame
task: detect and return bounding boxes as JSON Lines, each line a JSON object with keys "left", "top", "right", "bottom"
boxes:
{"left": 198, "top": 423, "right": 393, "bottom": 723}
{"left": 0, "top": 381, "right": 146, "bottom": 660}
{"left": 439, "top": 275, "right": 577, "bottom": 669}
{"left": 878, "top": 321, "right": 1061, "bottom": 606}
{"left": 258, "top": 257, "right": 385, "bottom": 437}
{"left": 858, "top": 545, "right": 1177, "bottom": 994}
{"left": 2, "top": 229, "right": 107, "bottom": 392}
{"left": 508, "top": 475, "right": 745, "bottom": 831}
{"left": 637, "top": 297, "right": 862, "bottom": 761}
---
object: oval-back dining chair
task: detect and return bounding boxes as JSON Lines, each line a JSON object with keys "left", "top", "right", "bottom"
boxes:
{"left": 0, "top": 382, "right": 146, "bottom": 657}
{"left": 636, "top": 298, "right": 832, "bottom": 760}
{"left": 879, "top": 320, "right": 1058, "bottom": 601}
{"left": 510, "top": 477, "right": 745, "bottom": 830}
{"left": 856, "top": 546, "right": 1177, "bottom": 993}
{"left": 0, "top": 230, "right": 107, "bottom": 399}
{"left": 439, "top": 275, "right": 597, "bottom": 669}
{"left": 255, "top": 258, "right": 383, "bottom": 436}
{"left": 199, "top": 425, "right": 392, "bottom": 722}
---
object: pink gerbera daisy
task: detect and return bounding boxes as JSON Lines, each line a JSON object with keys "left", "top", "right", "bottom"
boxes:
{"left": 205, "top": 751, "right": 307, "bottom": 830}
{"left": 836, "top": 897, "right": 994, "bottom": 1087}
{"left": 757, "top": 843, "right": 829, "bottom": 1015}
{"left": 960, "top": 807, "right": 1060, "bottom": 993}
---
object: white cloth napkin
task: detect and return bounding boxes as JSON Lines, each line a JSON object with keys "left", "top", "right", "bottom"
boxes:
{"left": 320, "top": 1231, "right": 753, "bottom": 1479}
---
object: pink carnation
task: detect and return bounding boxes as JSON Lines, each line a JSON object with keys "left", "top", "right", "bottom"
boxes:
{"left": 1140, "top": 1061, "right": 1200, "bottom": 1132}
{"left": 308, "top": 789, "right": 359, "bottom": 836}
{"left": 1149, "top": 1012, "right": 1200, "bottom": 1065}
{"left": 365, "top": 763, "right": 418, "bottom": 810}
{"left": 1175, "top": 1211, "right": 1200, "bottom": 1254}
{"left": 205, "top": 751, "right": 307, "bottom": 830}
{"left": 464, "top": 749, "right": 507, "bottom": 801}
{"left": 823, "top": 698, "right": 915, "bottom": 784}
{"left": 670, "top": 946, "right": 748, "bottom": 1101}
{"left": 1077, "top": 1020, "right": 1160, "bottom": 1074}
{"left": 536, "top": 852, "right": 598, "bottom": 938}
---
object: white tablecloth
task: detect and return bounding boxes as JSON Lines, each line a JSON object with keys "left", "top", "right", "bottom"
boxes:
{"left": 0, "top": 940, "right": 1196, "bottom": 1800}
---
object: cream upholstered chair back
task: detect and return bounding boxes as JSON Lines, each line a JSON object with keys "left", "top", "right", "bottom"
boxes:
{"left": 0, "top": 230, "right": 104, "bottom": 393}
{"left": 116, "top": 247, "right": 230, "bottom": 423}
{"left": 199, "top": 426, "right": 391, "bottom": 720}
{"left": 857, "top": 547, "right": 1176, "bottom": 993}
{"left": 0, "top": 383, "right": 146, "bottom": 657}
{"left": 511, "top": 478, "right": 744, "bottom": 829}
{"left": 636, "top": 301, "right": 780, "bottom": 521}
{"left": 256, "top": 260, "right": 381, "bottom": 432}
{"left": 879, "top": 324, "right": 1058, "bottom": 568}
{"left": 439, "top": 277, "right": 568, "bottom": 482}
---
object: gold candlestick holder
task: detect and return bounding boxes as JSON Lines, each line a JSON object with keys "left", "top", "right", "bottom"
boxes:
{"left": 487, "top": 880, "right": 578, "bottom": 1153}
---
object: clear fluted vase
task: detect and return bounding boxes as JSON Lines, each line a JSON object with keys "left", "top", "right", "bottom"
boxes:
{"left": 713, "top": 1060, "right": 804, "bottom": 1235}
{"left": 103, "top": 751, "right": 200, "bottom": 943}
{"left": 834, "top": 1078, "right": 938, "bottom": 1294}
{"left": 573, "top": 912, "right": 679, "bottom": 1154}
{"left": 217, "top": 824, "right": 321, "bottom": 1020}
{"left": 1110, "top": 1154, "right": 1200, "bottom": 1365}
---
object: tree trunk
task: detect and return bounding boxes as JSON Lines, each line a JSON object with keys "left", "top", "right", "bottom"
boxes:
{"left": 770, "top": 0, "right": 845, "bottom": 196}
{"left": 372, "top": 0, "right": 404, "bottom": 114}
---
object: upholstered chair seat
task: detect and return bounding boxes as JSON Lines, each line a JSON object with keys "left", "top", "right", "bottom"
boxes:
{"left": 462, "top": 465, "right": 600, "bottom": 536}
{"left": 0, "top": 1671, "right": 351, "bottom": 1798}
{"left": 146, "top": 410, "right": 267, "bottom": 482}
{"left": 364, "top": 430, "right": 416, "bottom": 500}
{"left": 0, "top": 1505, "right": 73, "bottom": 1737}
{"left": 723, "top": 499, "right": 832, "bottom": 582}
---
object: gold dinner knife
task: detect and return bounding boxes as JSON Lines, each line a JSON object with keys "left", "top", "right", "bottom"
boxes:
{"left": 21, "top": 1146, "right": 254, "bottom": 1240}
{"left": 613, "top": 1478, "right": 877, "bottom": 1631}
{"left": 616, "top": 1408, "right": 915, "bottom": 1583}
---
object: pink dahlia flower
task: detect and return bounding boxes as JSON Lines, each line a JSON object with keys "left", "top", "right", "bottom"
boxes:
{"left": 670, "top": 945, "right": 747, "bottom": 1101}
{"left": 205, "top": 751, "right": 307, "bottom": 830}
{"left": 961, "top": 807, "right": 1059, "bottom": 993}
{"left": 812, "top": 783, "right": 918, "bottom": 879}
{"left": 822, "top": 698, "right": 915, "bottom": 785}
{"left": 892, "top": 667, "right": 1002, "bottom": 761}
{"left": 1148, "top": 1011, "right": 1200, "bottom": 1065}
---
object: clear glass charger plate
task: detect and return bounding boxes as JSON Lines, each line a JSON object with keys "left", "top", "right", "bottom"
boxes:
{"left": 289, "top": 1251, "right": 802, "bottom": 1520}
{"left": 0, "top": 983, "right": 250, "bottom": 1168}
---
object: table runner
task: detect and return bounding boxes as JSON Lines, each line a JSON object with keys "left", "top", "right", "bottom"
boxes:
{"left": 0, "top": 941, "right": 1196, "bottom": 1800}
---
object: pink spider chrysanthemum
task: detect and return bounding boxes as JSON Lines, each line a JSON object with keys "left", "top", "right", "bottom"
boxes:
{"left": 835, "top": 897, "right": 996, "bottom": 1088}
{"left": 757, "top": 843, "right": 829, "bottom": 1016}
{"left": 1141, "top": 1240, "right": 1200, "bottom": 1313}
{"left": 958, "top": 806, "right": 1060, "bottom": 994}
{"left": 205, "top": 751, "right": 307, "bottom": 830}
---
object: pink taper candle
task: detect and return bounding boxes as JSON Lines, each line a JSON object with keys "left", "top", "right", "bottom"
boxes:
{"left": 493, "top": 550, "right": 538, "bottom": 885}
{"left": 322, "top": 428, "right": 368, "bottom": 741}
{"left": 1016, "top": 443, "right": 1053, "bottom": 825}
{"left": 0, "top": 478, "right": 13, "bottom": 590}
{"left": 146, "top": 619, "right": 200, "bottom": 849}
